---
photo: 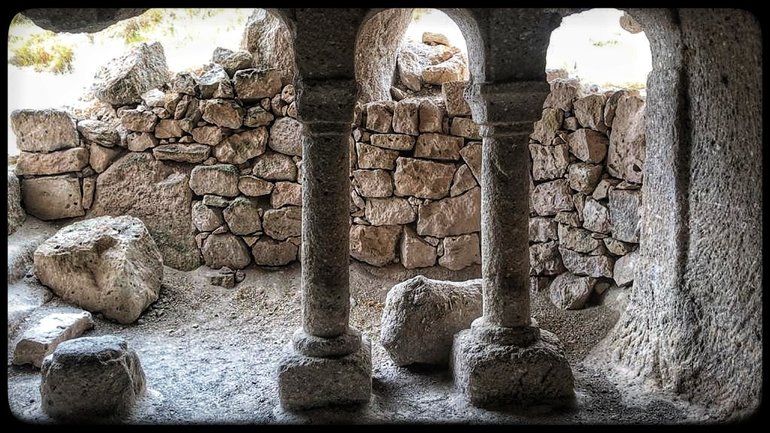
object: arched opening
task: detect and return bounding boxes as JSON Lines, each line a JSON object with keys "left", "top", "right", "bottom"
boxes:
{"left": 349, "top": 8, "right": 482, "bottom": 273}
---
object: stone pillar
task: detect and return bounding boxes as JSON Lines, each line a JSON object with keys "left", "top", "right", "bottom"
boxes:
{"left": 277, "top": 79, "right": 371, "bottom": 411}
{"left": 451, "top": 81, "right": 574, "bottom": 407}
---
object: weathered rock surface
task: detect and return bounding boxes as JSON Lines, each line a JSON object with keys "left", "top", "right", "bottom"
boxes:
{"left": 365, "top": 197, "right": 415, "bottom": 226}
{"left": 370, "top": 134, "right": 415, "bottom": 151}
{"left": 532, "top": 179, "right": 574, "bottom": 216}
{"left": 262, "top": 206, "right": 301, "bottom": 240}
{"left": 353, "top": 169, "right": 392, "bottom": 198}
{"left": 613, "top": 249, "right": 638, "bottom": 286}
{"left": 92, "top": 42, "right": 170, "bottom": 106}
{"left": 214, "top": 128, "right": 268, "bottom": 165}
{"left": 240, "top": 9, "right": 295, "bottom": 84}
{"left": 233, "top": 68, "right": 282, "bottom": 102}
{"left": 414, "top": 133, "right": 463, "bottom": 160}
{"left": 548, "top": 272, "right": 596, "bottom": 310}
{"left": 531, "top": 108, "right": 563, "bottom": 145}
{"left": 450, "top": 164, "right": 477, "bottom": 197}
{"left": 393, "top": 157, "right": 455, "bottom": 199}
{"left": 609, "top": 188, "right": 641, "bottom": 243}
{"left": 268, "top": 117, "right": 303, "bottom": 156}
{"left": 189, "top": 164, "right": 240, "bottom": 197}
{"left": 573, "top": 94, "right": 607, "bottom": 132}
{"left": 439, "top": 233, "right": 481, "bottom": 270}
{"left": 13, "top": 310, "right": 94, "bottom": 368}
{"left": 252, "top": 238, "right": 298, "bottom": 266}
{"left": 442, "top": 81, "right": 471, "bottom": 117}
{"left": 77, "top": 119, "right": 120, "bottom": 146}
{"left": 200, "top": 99, "right": 244, "bottom": 129}
{"left": 582, "top": 197, "right": 611, "bottom": 234}
{"left": 607, "top": 94, "right": 645, "bottom": 183}
{"left": 191, "top": 201, "right": 223, "bottom": 232}
{"left": 568, "top": 128, "right": 608, "bottom": 163}
{"left": 356, "top": 142, "right": 399, "bottom": 170}
{"left": 223, "top": 196, "right": 262, "bottom": 235}
{"left": 152, "top": 143, "right": 210, "bottom": 164}
{"left": 11, "top": 109, "right": 78, "bottom": 153}
{"left": 459, "top": 142, "right": 481, "bottom": 183}
{"left": 567, "top": 162, "right": 603, "bottom": 194}
{"left": 253, "top": 152, "right": 297, "bottom": 181}
{"left": 238, "top": 175, "right": 274, "bottom": 197}
{"left": 201, "top": 233, "right": 251, "bottom": 270}
{"left": 21, "top": 175, "right": 84, "bottom": 221}
{"left": 7, "top": 172, "right": 26, "bottom": 235}
{"left": 559, "top": 247, "right": 614, "bottom": 278}
{"left": 530, "top": 142, "right": 569, "bottom": 181}
{"left": 529, "top": 241, "right": 565, "bottom": 276}
{"left": 380, "top": 276, "right": 481, "bottom": 366}
{"left": 40, "top": 335, "right": 146, "bottom": 419}
{"left": 350, "top": 224, "right": 400, "bottom": 266}
{"left": 89, "top": 144, "right": 122, "bottom": 173}
{"left": 33, "top": 216, "right": 163, "bottom": 323}
{"left": 89, "top": 153, "right": 200, "bottom": 270}
{"left": 417, "top": 187, "right": 480, "bottom": 237}
{"left": 271, "top": 182, "right": 302, "bottom": 208}
{"left": 399, "top": 227, "right": 437, "bottom": 269}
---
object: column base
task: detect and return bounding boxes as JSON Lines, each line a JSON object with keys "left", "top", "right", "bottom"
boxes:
{"left": 451, "top": 323, "right": 574, "bottom": 408}
{"left": 277, "top": 331, "right": 372, "bottom": 411}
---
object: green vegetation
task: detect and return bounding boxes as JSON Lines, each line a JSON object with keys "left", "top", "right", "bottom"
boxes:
{"left": 590, "top": 39, "right": 619, "bottom": 48}
{"left": 412, "top": 8, "right": 430, "bottom": 22}
{"left": 9, "top": 31, "right": 74, "bottom": 74}
{"left": 116, "top": 9, "right": 165, "bottom": 44}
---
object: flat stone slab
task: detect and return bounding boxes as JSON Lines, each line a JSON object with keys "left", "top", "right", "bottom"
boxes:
{"left": 451, "top": 327, "right": 574, "bottom": 408}
{"left": 40, "top": 335, "right": 146, "bottom": 420}
{"left": 277, "top": 335, "right": 372, "bottom": 411}
{"left": 13, "top": 310, "right": 94, "bottom": 368}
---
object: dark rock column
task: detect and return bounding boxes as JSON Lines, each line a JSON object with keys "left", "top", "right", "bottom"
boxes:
{"left": 274, "top": 9, "right": 372, "bottom": 412}
{"left": 451, "top": 81, "right": 575, "bottom": 408}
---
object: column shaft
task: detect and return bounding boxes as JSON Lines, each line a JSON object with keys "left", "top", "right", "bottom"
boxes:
{"left": 301, "top": 127, "right": 351, "bottom": 338}
{"left": 481, "top": 132, "right": 532, "bottom": 328}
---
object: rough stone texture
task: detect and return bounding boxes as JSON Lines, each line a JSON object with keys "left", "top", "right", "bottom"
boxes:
{"left": 92, "top": 42, "right": 170, "bottom": 106}
{"left": 201, "top": 233, "right": 251, "bottom": 270}
{"left": 459, "top": 143, "right": 481, "bottom": 183}
{"left": 370, "top": 134, "right": 415, "bottom": 151}
{"left": 262, "top": 206, "right": 301, "bottom": 241}
{"left": 529, "top": 142, "right": 569, "bottom": 181}
{"left": 548, "top": 272, "right": 596, "bottom": 310}
{"left": 613, "top": 249, "right": 638, "bottom": 286}
{"left": 573, "top": 94, "right": 608, "bottom": 132}
{"left": 200, "top": 99, "right": 244, "bottom": 129}
{"left": 414, "top": 133, "right": 463, "bottom": 161}
{"left": 89, "top": 153, "right": 200, "bottom": 270}
{"left": 530, "top": 108, "right": 563, "bottom": 145}
{"left": 450, "top": 117, "right": 480, "bottom": 139}
{"left": 154, "top": 119, "right": 184, "bottom": 138}
{"left": 529, "top": 241, "right": 565, "bottom": 276}
{"left": 239, "top": 174, "right": 276, "bottom": 197}
{"left": 240, "top": 9, "right": 295, "bottom": 85}
{"left": 126, "top": 132, "right": 158, "bottom": 151}
{"left": 582, "top": 197, "right": 611, "bottom": 234}
{"left": 268, "top": 117, "right": 303, "bottom": 156}
{"left": 23, "top": 8, "right": 147, "bottom": 33}
{"left": 77, "top": 119, "right": 120, "bottom": 146}
{"left": 557, "top": 223, "right": 602, "bottom": 254}
{"left": 252, "top": 152, "right": 297, "bottom": 181}
{"left": 33, "top": 216, "right": 162, "bottom": 323}
{"left": 365, "top": 197, "right": 415, "bottom": 226}
{"left": 120, "top": 109, "right": 157, "bottom": 132}
{"left": 271, "top": 182, "right": 302, "bottom": 208}
{"left": 452, "top": 328, "right": 574, "bottom": 407}
{"left": 89, "top": 144, "right": 122, "bottom": 173}
{"left": 381, "top": 276, "right": 482, "bottom": 366}
{"left": 559, "top": 247, "right": 614, "bottom": 278}
{"left": 277, "top": 337, "right": 371, "bottom": 410}
{"left": 543, "top": 78, "right": 582, "bottom": 112}
{"left": 223, "top": 196, "right": 262, "bottom": 235}
{"left": 40, "top": 335, "right": 146, "bottom": 419}
{"left": 8, "top": 172, "right": 26, "bottom": 235}
{"left": 21, "top": 175, "right": 84, "bottom": 221}
{"left": 16, "top": 148, "right": 89, "bottom": 177}
{"left": 212, "top": 47, "right": 253, "bottom": 76}
{"left": 233, "top": 68, "right": 283, "bottom": 102}
{"left": 393, "top": 157, "right": 455, "bottom": 199}
{"left": 397, "top": 41, "right": 451, "bottom": 92}
{"left": 349, "top": 224, "right": 400, "bottom": 266}
{"left": 214, "top": 128, "right": 268, "bottom": 165}
{"left": 189, "top": 164, "right": 240, "bottom": 197}
{"left": 417, "top": 187, "right": 480, "bottom": 237}
{"left": 450, "top": 164, "right": 477, "bottom": 197}
{"left": 392, "top": 100, "right": 420, "bottom": 136}
{"left": 356, "top": 142, "right": 400, "bottom": 170}
{"left": 608, "top": 188, "right": 641, "bottom": 243}
{"left": 243, "top": 107, "right": 275, "bottom": 128}
{"left": 529, "top": 217, "right": 558, "bottom": 243}
{"left": 399, "top": 227, "right": 437, "bottom": 269}
{"left": 592, "top": 178, "right": 620, "bottom": 201}
{"left": 607, "top": 93, "right": 646, "bottom": 183}
{"left": 439, "top": 233, "right": 481, "bottom": 270}
{"left": 604, "top": 237, "right": 635, "bottom": 256}
{"left": 354, "top": 9, "right": 412, "bottom": 102}
{"left": 422, "top": 55, "right": 466, "bottom": 85}
{"left": 11, "top": 109, "right": 78, "bottom": 153}
{"left": 419, "top": 98, "right": 445, "bottom": 133}
{"left": 191, "top": 201, "right": 223, "bottom": 232}
{"left": 442, "top": 81, "right": 471, "bottom": 117}
{"left": 532, "top": 179, "right": 574, "bottom": 216}
{"left": 353, "top": 169, "right": 392, "bottom": 198}
{"left": 152, "top": 143, "right": 210, "bottom": 164}
{"left": 13, "top": 310, "right": 94, "bottom": 368}
{"left": 568, "top": 128, "right": 608, "bottom": 163}
{"left": 252, "top": 238, "right": 297, "bottom": 266}
{"left": 567, "top": 162, "right": 603, "bottom": 194}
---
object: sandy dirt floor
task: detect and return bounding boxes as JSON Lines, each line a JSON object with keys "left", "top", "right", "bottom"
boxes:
{"left": 6, "top": 218, "right": 703, "bottom": 425}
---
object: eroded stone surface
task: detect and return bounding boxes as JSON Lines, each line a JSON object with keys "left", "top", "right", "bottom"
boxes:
{"left": 13, "top": 310, "right": 94, "bottom": 368}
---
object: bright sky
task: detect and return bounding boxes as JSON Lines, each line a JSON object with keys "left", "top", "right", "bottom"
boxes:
{"left": 7, "top": 8, "right": 650, "bottom": 155}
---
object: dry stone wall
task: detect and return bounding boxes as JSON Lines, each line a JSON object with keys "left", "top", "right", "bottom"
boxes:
{"left": 10, "top": 42, "right": 644, "bottom": 287}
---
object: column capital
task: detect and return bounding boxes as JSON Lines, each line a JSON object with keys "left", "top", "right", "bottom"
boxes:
{"left": 468, "top": 80, "right": 550, "bottom": 127}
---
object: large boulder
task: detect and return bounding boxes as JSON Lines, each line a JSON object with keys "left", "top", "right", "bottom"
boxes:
{"left": 7, "top": 171, "right": 26, "bottom": 235}
{"left": 89, "top": 153, "right": 201, "bottom": 270}
{"left": 33, "top": 216, "right": 163, "bottom": 324}
{"left": 40, "top": 335, "right": 146, "bottom": 420}
{"left": 92, "top": 42, "right": 170, "bottom": 106}
{"left": 355, "top": 9, "right": 413, "bottom": 103}
{"left": 380, "top": 276, "right": 482, "bottom": 366}
{"left": 240, "top": 9, "right": 295, "bottom": 85}
{"left": 548, "top": 272, "right": 596, "bottom": 310}
{"left": 21, "top": 175, "right": 84, "bottom": 221}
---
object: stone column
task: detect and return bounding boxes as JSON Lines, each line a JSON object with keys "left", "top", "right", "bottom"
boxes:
{"left": 277, "top": 79, "right": 371, "bottom": 411}
{"left": 452, "top": 81, "right": 574, "bottom": 407}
